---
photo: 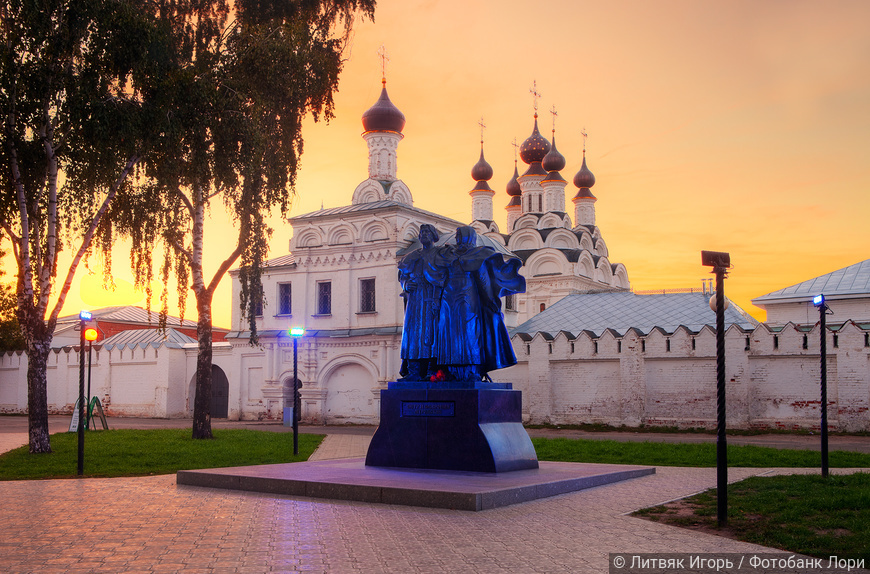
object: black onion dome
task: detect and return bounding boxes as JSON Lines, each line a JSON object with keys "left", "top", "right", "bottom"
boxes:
{"left": 506, "top": 164, "right": 521, "bottom": 196}
{"left": 542, "top": 135, "right": 566, "bottom": 172}
{"left": 471, "top": 148, "right": 493, "bottom": 181}
{"left": 519, "top": 117, "right": 550, "bottom": 164}
{"left": 362, "top": 83, "right": 405, "bottom": 133}
{"left": 573, "top": 155, "right": 596, "bottom": 188}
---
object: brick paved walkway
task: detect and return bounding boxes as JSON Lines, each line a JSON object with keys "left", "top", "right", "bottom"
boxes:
{"left": 1, "top": 418, "right": 866, "bottom": 573}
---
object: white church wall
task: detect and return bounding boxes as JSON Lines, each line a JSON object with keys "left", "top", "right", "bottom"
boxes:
{"left": 511, "top": 321, "right": 870, "bottom": 431}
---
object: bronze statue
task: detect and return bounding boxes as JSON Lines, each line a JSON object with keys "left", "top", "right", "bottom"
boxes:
{"left": 398, "top": 225, "right": 525, "bottom": 382}
{"left": 398, "top": 224, "right": 442, "bottom": 381}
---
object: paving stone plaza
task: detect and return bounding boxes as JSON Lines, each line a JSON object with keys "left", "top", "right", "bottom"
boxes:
{"left": 1, "top": 417, "right": 867, "bottom": 573}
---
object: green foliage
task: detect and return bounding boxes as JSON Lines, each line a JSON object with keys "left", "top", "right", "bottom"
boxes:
{"left": 637, "top": 473, "right": 870, "bottom": 559}
{"left": 0, "top": 429, "right": 324, "bottom": 480}
{"left": 0, "top": 282, "right": 25, "bottom": 352}
{"left": 532, "top": 437, "right": 870, "bottom": 467}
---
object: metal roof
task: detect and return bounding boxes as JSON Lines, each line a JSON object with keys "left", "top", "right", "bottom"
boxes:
{"left": 263, "top": 254, "right": 296, "bottom": 268}
{"left": 512, "top": 291, "right": 757, "bottom": 338}
{"left": 752, "top": 259, "right": 870, "bottom": 304}
{"left": 290, "top": 199, "right": 462, "bottom": 225}
{"left": 56, "top": 306, "right": 198, "bottom": 329}
{"left": 100, "top": 328, "right": 196, "bottom": 349}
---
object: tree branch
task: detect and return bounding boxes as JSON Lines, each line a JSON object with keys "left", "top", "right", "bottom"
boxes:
{"left": 206, "top": 240, "right": 244, "bottom": 296}
{"left": 47, "top": 154, "right": 141, "bottom": 331}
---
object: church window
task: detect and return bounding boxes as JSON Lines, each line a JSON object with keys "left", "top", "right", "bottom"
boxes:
{"left": 316, "top": 282, "right": 332, "bottom": 315}
{"left": 278, "top": 283, "right": 291, "bottom": 315}
{"left": 865, "top": 333, "right": 869, "bottom": 347}
{"left": 504, "top": 293, "right": 515, "bottom": 311}
{"left": 803, "top": 334, "right": 808, "bottom": 349}
{"left": 691, "top": 337, "right": 696, "bottom": 350}
{"left": 253, "top": 296, "right": 263, "bottom": 318}
{"left": 641, "top": 339, "right": 646, "bottom": 352}
{"left": 833, "top": 334, "right": 838, "bottom": 348}
{"left": 593, "top": 341, "right": 598, "bottom": 354}
{"left": 617, "top": 341, "right": 621, "bottom": 353}
{"left": 539, "top": 303, "right": 546, "bottom": 312}
{"left": 360, "top": 278, "right": 376, "bottom": 313}
{"left": 773, "top": 335, "right": 779, "bottom": 349}
{"left": 666, "top": 339, "right": 670, "bottom": 352}
{"left": 745, "top": 336, "right": 750, "bottom": 351}
{"left": 537, "top": 195, "right": 542, "bottom": 212}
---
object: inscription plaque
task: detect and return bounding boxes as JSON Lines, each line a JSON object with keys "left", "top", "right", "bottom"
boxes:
{"left": 401, "top": 401, "right": 455, "bottom": 417}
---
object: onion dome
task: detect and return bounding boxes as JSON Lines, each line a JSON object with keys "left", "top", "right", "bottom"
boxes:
{"left": 542, "top": 135, "right": 566, "bottom": 172}
{"left": 519, "top": 117, "right": 550, "bottom": 164}
{"left": 471, "top": 147, "right": 493, "bottom": 181}
{"left": 361, "top": 81, "right": 405, "bottom": 134}
{"left": 507, "top": 195, "right": 522, "bottom": 207}
{"left": 573, "top": 154, "right": 596, "bottom": 189}
{"left": 506, "top": 163, "right": 521, "bottom": 197}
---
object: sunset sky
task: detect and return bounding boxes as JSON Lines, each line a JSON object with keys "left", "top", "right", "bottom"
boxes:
{"left": 50, "top": 0, "right": 870, "bottom": 329}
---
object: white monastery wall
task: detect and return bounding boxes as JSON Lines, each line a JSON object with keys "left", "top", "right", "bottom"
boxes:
{"left": 506, "top": 321, "right": 870, "bottom": 431}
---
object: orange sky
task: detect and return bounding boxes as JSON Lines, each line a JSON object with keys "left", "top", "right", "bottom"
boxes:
{"left": 32, "top": 0, "right": 870, "bottom": 329}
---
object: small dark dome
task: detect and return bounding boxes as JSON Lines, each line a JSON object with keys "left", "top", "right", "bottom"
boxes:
{"left": 361, "top": 83, "right": 405, "bottom": 134}
{"left": 471, "top": 148, "right": 493, "bottom": 181}
{"left": 542, "top": 135, "right": 566, "bottom": 172}
{"left": 506, "top": 195, "right": 522, "bottom": 207}
{"left": 519, "top": 117, "right": 550, "bottom": 164}
{"left": 573, "top": 155, "right": 596, "bottom": 189}
{"left": 506, "top": 164, "right": 521, "bottom": 196}
{"left": 471, "top": 180, "right": 494, "bottom": 192}
{"left": 521, "top": 162, "right": 548, "bottom": 177}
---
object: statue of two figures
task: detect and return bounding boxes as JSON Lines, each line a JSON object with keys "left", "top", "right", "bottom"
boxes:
{"left": 398, "top": 225, "right": 526, "bottom": 383}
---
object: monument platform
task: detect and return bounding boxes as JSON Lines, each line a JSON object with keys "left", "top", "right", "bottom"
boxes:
{"left": 177, "top": 458, "right": 655, "bottom": 511}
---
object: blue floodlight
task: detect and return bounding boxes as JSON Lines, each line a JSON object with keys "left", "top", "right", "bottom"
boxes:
{"left": 289, "top": 327, "right": 305, "bottom": 337}
{"left": 813, "top": 294, "right": 825, "bottom": 307}
{"left": 79, "top": 310, "right": 92, "bottom": 321}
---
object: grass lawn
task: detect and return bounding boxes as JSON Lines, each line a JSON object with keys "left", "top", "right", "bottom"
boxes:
{"left": 0, "top": 428, "right": 323, "bottom": 480}
{"left": 633, "top": 473, "right": 870, "bottom": 559}
{"left": 532, "top": 437, "right": 870, "bottom": 467}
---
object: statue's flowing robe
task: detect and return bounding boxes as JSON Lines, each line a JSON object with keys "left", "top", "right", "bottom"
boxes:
{"left": 428, "top": 244, "right": 525, "bottom": 373}
{"left": 398, "top": 247, "right": 441, "bottom": 361}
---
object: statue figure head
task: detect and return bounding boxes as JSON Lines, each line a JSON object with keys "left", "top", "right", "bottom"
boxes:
{"left": 454, "top": 226, "right": 476, "bottom": 254}
{"left": 419, "top": 224, "right": 439, "bottom": 248}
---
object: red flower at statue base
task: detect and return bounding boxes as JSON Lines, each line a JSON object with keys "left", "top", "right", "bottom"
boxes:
{"left": 430, "top": 369, "right": 447, "bottom": 383}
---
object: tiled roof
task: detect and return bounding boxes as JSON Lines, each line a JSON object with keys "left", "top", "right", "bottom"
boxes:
{"left": 100, "top": 328, "right": 196, "bottom": 349}
{"left": 752, "top": 259, "right": 870, "bottom": 304}
{"left": 512, "top": 291, "right": 757, "bottom": 337}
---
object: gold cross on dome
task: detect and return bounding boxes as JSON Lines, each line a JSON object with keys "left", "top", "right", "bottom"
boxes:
{"left": 581, "top": 127, "right": 588, "bottom": 153}
{"left": 550, "top": 105, "right": 558, "bottom": 135}
{"left": 478, "top": 118, "right": 486, "bottom": 145}
{"left": 511, "top": 137, "right": 519, "bottom": 162}
{"left": 529, "top": 80, "right": 541, "bottom": 116}
{"left": 377, "top": 45, "right": 390, "bottom": 83}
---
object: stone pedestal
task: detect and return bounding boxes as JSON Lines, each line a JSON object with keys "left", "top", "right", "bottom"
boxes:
{"left": 365, "top": 382, "right": 539, "bottom": 473}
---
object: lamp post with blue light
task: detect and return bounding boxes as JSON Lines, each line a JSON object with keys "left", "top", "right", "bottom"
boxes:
{"left": 813, "top": 294, "right": 830, "bottom": 477}
{"left": 77, "top": 310, "right": 92, "bottom": 475}
{"left": 289, "top": 327, "right": 305, "bottom": 455}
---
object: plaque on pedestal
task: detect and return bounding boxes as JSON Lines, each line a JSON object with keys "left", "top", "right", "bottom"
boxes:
{"left": 365, "top": 381, "right": 539, "bottom": 473}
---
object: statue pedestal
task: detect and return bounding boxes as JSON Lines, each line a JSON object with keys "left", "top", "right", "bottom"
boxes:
{"left": 365, "top": 382, "right": 539, "bottom": 473}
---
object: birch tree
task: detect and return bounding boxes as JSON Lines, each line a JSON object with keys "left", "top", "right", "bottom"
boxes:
{"left": 128, "top": 0, "right": 375, "bottom": 439}
{"left": 0, "top": 0, "right": 166, "bottom": 453}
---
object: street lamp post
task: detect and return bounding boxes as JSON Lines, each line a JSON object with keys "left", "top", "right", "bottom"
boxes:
{"left": 77, "top": 311, "right": 92, "bottom": 475}
{"left": 702, "top": 250, "right": 730, "bottom": 527}
{"left": 289, "top": 327, "right": 305, "bottom": 455}
{"left": 84, "top": 328, "right": 98, "bottom": 430}
{"left": 813, "top": 294, "right": 829, "bottom": 478}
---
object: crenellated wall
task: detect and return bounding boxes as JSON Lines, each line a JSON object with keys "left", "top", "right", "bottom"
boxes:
{"left": 495, "top": 321, "right": 870, "bottom": 431}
